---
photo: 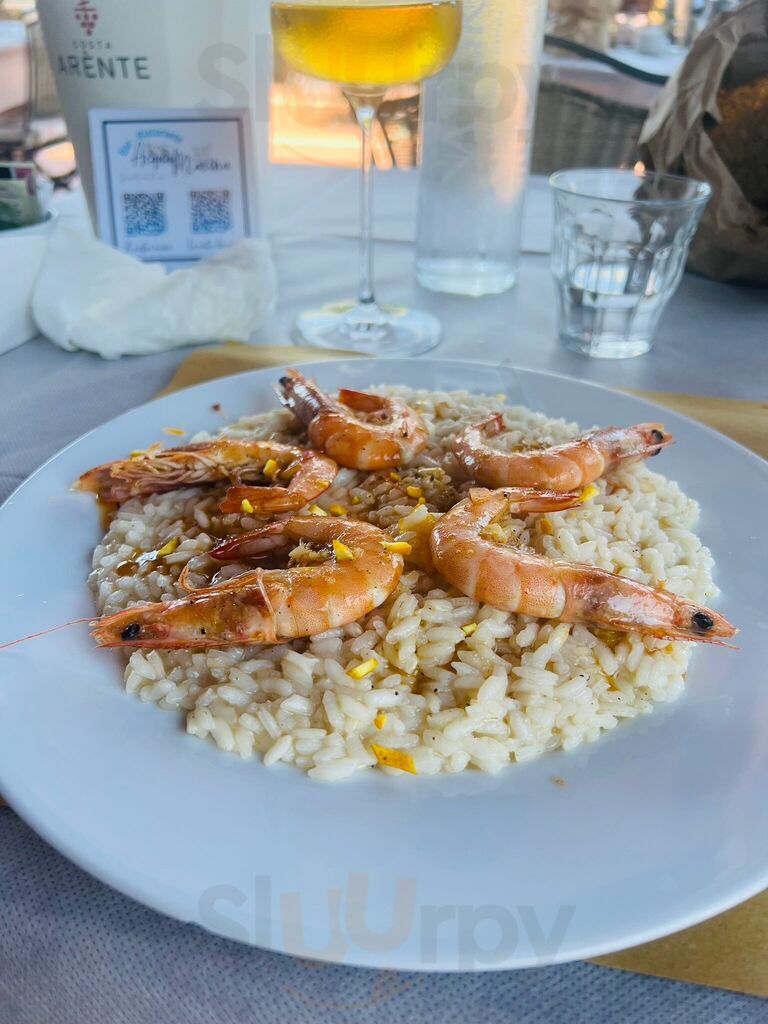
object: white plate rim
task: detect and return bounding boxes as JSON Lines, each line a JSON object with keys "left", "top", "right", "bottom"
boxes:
{"left": 1, "top": 357, "right": 767, "bottom": 972}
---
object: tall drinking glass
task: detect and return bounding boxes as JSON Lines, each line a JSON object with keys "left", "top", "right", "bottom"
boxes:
{"left": 271, "top": 0, "right": 462, "bottom": 354}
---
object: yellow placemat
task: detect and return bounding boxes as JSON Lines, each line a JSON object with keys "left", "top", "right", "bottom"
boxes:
{"left": 592, "top": 894, "right": 768, "bottom": 996}
{"left": 157, "top": 343, "right": 357, "bottom": 396}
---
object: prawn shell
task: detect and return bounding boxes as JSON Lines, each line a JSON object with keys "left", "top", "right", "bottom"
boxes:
{"left": 453, "top": 418, "right": 675, "bottom": 491}
{"left": 92, "top": 516, "right": 404, "bottom": 648}
{"left": 429, "top": 487, "right": 736, "bottom": 644}
{"left": 276, "top": 368, "right": 429, "bottom": 470}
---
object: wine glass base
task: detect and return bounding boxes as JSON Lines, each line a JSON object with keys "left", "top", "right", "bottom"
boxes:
{"left": 292, "top": 300, "right": 442, "bottom": 357}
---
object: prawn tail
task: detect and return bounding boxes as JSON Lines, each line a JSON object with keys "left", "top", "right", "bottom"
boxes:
{"left": 337, "top": 388, "right": 385, "bottom": 414}
{"left": 72, "top": 466, "right": 107, "bottom": 494}
{"left": 505, "top": 487, "right": 583, "bottom": 515}
{"left": 71, "top": 464, "right": 129, "bottom": 502}
{"left": 274, "top": 368, "right": 326, "bottom": 422}
{"left": 468, "top": 487, "right": 582, "bottom": 515}
{"left": 479, "top": 412, "right": 505, "bottom": 437}
{"left": 210, "top": 523, "right": 291, "bottom": 562}
{"left": 220, "top": 485, "right": 303, "bottom": 515}
{"left": 177, "top": 561, "right": 265, "bottom": 593}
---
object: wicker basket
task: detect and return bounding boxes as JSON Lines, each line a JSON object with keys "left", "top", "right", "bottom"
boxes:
{"left": 0, "top": 11, "right": 65, "bottom": 156}
{"left": 531, "top": 81, "right": 648, "bottom": 174}
{"left": 531, "top": 34, "right": 668, "bottom": 174}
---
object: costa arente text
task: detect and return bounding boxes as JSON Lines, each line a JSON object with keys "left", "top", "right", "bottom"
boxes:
{"left": 56, "top": 54, "right": 150, "bottom": 79}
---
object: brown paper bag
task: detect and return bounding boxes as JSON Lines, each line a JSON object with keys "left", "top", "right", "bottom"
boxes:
{"left": 640, "top": 0, "right": 768, "bottom": 284}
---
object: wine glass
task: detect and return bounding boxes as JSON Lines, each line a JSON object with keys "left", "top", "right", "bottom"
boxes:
{"left": 271, "top": 0, "right": 462, "bottom": 355}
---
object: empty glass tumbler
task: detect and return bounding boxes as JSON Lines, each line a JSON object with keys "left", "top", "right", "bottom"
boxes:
{"left": 550, "top": 169, "right": 712, "bottom": 359}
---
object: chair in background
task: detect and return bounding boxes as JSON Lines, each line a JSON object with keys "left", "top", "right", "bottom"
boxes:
{"left": 531, "top": 34, "right": 669, "bottom": 174}
{"left": 0, "top": 7, "right": 67, "bottom": 160}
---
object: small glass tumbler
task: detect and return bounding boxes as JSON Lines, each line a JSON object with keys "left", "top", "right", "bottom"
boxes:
{"left": 549, "top": 169, "right": 712, "bottom": 359}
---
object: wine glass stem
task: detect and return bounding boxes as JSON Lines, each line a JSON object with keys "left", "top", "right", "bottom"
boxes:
{"left": 350, "top": 97, "right": 382, "bottom": 309}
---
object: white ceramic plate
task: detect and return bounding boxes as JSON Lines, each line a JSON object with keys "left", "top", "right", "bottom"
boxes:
{"left": 1, "top": 359, "right": 767, "bottom": 972}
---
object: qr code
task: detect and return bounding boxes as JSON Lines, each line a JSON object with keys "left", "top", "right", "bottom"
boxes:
{"left": 123, "top": 192, "right": 167, "bottom": 237}
{"left": 190, "top": 189, "right": 232, "bottom": 234}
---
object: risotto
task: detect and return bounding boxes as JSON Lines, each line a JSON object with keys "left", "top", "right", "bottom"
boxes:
{"left": 89, "top": 387, "right": 717, "bottom": 781}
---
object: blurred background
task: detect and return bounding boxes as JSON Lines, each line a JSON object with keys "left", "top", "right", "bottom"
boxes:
{"left": 0, "top": 0, "right": 738, "bottom": 183}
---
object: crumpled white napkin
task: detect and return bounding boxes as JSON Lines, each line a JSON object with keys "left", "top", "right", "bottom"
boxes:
{"left": 32, "top": 222, "right": 277, "bottom": 359}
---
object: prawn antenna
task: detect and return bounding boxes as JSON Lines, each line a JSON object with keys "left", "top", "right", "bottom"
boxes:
{"left": 0, "top": 618, "right": 93, "bottom": 651}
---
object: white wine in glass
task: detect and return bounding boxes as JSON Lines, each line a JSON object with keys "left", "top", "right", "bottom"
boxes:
{"left": 271, "top": 0, "right": 462, "bottom": 355}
